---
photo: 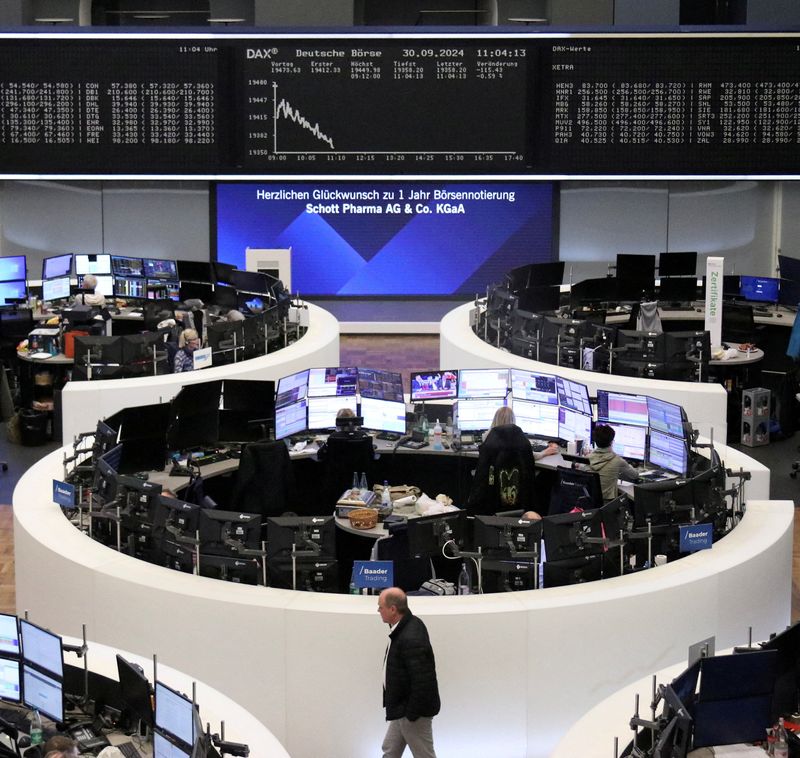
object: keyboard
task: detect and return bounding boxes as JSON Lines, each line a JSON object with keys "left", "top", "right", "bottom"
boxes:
{"left": 116, "top": 742, "right": 145, "bottom": 758}
{"left": 531, "top": 441, "right": 547, "bottom": 453}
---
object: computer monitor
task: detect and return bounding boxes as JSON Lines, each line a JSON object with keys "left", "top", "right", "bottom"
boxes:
{"left": 153, "top": 496, "right": 202, "bottom": 544}
{"left": 111, "top": 255, "right": 145, "bottom": 278}
{"left": 155, "top": 680, "right": 195, "bottom": 747}
{"left": 207, "top": 320, "right": 244, "bottom": 364}
{"left": 616, "top": 253, "right": 656, "bottom": 300}
{"left": 648, "top": 429, "right": 689, "bottom": 476}
{"left": 198, "top": 554, "right": 261, "bottom": 584}
{"left": 480, "top": 558, "right": 538, "bottom": 593}
{"left": 455, "top": 397, "right": 506, "bottom": 432}
{"left": 658, "top": 251, "right": 697, "bottom": 277}
{"left": 779, "top": 277, "right": 800, "bottom": 309}
{"left": 179, "top": 282, "right": 214, "bottom": 303}
{"left": 722, "top": 274, "right": 741, "bottom": 299}
{"left": 166, "top": 380, "right": 222, "bottom": 451}
{"left": 154, "top": 729, "right": 193, "bottom": 757}
{"left": 558, "top": 407, "right": 592, "bottom": 444}
{"left": 472, "top": 515, "right": 542, "bottom": 554}
{"left": 632, "top": 478, "right": 694, "bottom": 529}
{"left": 542, "top": 508, "right": 605, "bottom": 562}
{"left": 760, "top": 620, "right": 800, "bottom": 720}
{"left": 555, "top": 377, "right": 591, "bottom": 415}
{"left": 511, "top": 398, "right": 559, "bottom": 438}
{"left": 116, "top": 476, "right": 163, "bottom": 521}
{"left": 229, "top": 268, "right": 271, "bottom": 295}
{"left": 616, "top": 330, "right": 666, "bottom": 363}
{"left": 601, "top": 421, "right": 647, "bottom": 462}
{"left": 266, "top": 516, "right": 336, "bottom": 559}
{"left": 739, "top": 275, "right": 779, "bottom": 304}
{"left": 41, "top": 275, "right": 71, "bottom": 303}
{"left": 213, "top": 282, "right": 238, "bottom": 309}
{"left": 410, "top": 370, "right": 459, "bottom": 402}
{"left": 406, "top": 510, "right": 467, "bottom": 558}
{"left": 0, "top": 615, "right": 19, "bottom": 658}
{"left": 0, "top": 657, "right": 20, "bottom": 703}
{"left": 516, "top": 285, "right": 561, "bottom": 313}
{"left": 0, "top": 256, "right": 26, "bottom": 283}
{"left": 658, "top": 276, "right": 698, "bottom": 304}
{"left": 116, "top": 654, "right": 154, "bottom": 730}
{"left": 457, "top": 368, "right": 508, "bottom": 399}
{"left": 596, "top": 389, "right": 649, "bottom": 427}
{"left": 510, "top": 369, "right": 558, "bottom": 404}
{"left": 646, "top": 396, "right": 686, "bottom": 438}
{"left": 122, "top": 333, "right": 168, "bottom": 377}
{"left": 275, "top": 399, "right": 308, "bottom": 440}
{"left": 360, "top": 397, "right": 406, "bottom": 435}
{"left": 75, "top": 254, "right": 111, "bottom": 276}
{"left": 779, "top": 253, "right": 800, "bottom": 283}
{"left": 19, "top": 619, "right": 63, "bottom": 679}
{"left": 176, "top": 260, "right": 213, "bottom": 283}
{"left": 307, "top": 395, "right": 358, "bottom": 431}
{"left": 357, "top": 368, "right": 404, "bottom": 402}
{"left": 143, "top": 258, "right": 178, "bottom": 280}
{"left": 77, "top": 273, "right": 114, "bottom": 297}
{"left": 146, "top": 279, "right": 181, "bottom": 302}
{"left": 114, "top": 276, "right": 146, "bottom": 300}
{"left": 198, "top": 509, "right": 261, "bottom": 554}
{"left": 42, "top": 254, "right": 72, "bottom": 280}
{"left": 0, "top": 281, "right": 27, "bottom": 304}
{"left": 276, "top": 369, "right": 309, "bottom": 410}
{"left": 22, "top": 664, "right": 63, "bottom": 722}
{"left": 92, "top": 443, "right": 122, "bottom": 505}
{"left": 307, "top": 367, "right": 358, "bottom": 397}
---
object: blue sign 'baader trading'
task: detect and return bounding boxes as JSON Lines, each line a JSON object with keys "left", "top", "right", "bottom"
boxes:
{"left": 680, "top": 523, "right": 713, "bottom": 553}
{"left": 353, "top": 561, "right": 393, "bottom": 590}
{"left": 52, "top": 479, "right": 75, "bottom": 508}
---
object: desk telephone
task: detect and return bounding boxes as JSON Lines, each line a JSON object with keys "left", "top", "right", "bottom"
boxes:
{"left": 69, "top": 721, "right": 110, "bottom": 752}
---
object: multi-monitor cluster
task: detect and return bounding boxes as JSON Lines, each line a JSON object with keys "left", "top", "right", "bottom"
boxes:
{"left": 0, "top": 612, "right": 218, "bottom": 756}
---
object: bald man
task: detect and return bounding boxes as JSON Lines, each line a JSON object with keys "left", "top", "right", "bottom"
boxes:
{"left": 378, "top": 587, "right": 440, "bottom": 758}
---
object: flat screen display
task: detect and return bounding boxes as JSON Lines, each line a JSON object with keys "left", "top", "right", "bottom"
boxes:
{"left": 648, "top": 429, "right": 688, "bottom": 476}
{"left": 147, "top": 279, "right": 181, "bottom": 301}
{"left": 42, "top": 275, "right": 71, "bottom": 302}
{"left": 111, "top": 255, "right": 144, "bottom": 278}
{"left": 456, "top": 397, "right": 506, "bottom": 432}
{"left": 143, "top": 258, "right": 178, "bottom": 280}
{"left": 658, "top": 252, "right": 697, "bottom": 277}
{"left": 0, "top": 280, "right": 27, "bottom": 304}
{"left": 558, "top": 407, "right": 592, "bottom": 444}
{"left": 307, "top": 395, "right": 358, "bottom": 430}
{"left": 0, "top": 256, "right": 26, "bottom": 283}
{"left": 647, "top": 396, "right": 686, "bottom": 438}
{"left": 555, "top": 377, "right": 591, "bottom": 415}
{"left": 739, "top": 276, "right": 779, "bottom": 304}
{"left": 78, "top": 274, "right": 114, "bottom": 297}
{"left": 307, "top": 367, "right": 358, "bottom": 397}
{"left": 155, "top": 681, "right": 194, "bottom": 747}
{"left": 510, "top": 369, "right": 558, "bottom": 404}
{"left": 20, "top": 620, "right": 63, "bottom": 678}
{"left": 458, "top": 368, "right": 508, "bottom": 399}
{"left": 0, "top": 615, "right": 19, "bottom": 657}
{"left": 0, "top": 657, "right": 20, "bottom": 703}
{"left": 275, "top": 399, "right": 307, "bottom": 440}
{"left": 602, "top": 422, "right": 647, "bottom": 462}
{"left": 360, "top": 396, "right": 406, "bottom": 434}
{"left": 114, "top": 276, "right": 146, "bottom": 299}
{"left": 75, "top": 254, "right": 111, "bottom": 275}
{"left": 215, "top": 182, "right": 555, "bottom": 296}
{"left": 410, "top": 370, "right": 459, "bottom": 401}
{"left": 153, "top": 730, "right": 192, "bottom": 758}
{"left": 357, "top": 368, "right": 404, "bottom": 402}
{"left": 511, "top": 398, "right": 559, "bottom": 438}
{"left": 22, "top": 665, "right": 63, "bottom": 722}
{"left": 276, "top": 369, "right": 309, "bottom": 410}
{"left": 42, "top": 254, "right": 72, "bottom": 280}
{"left": 597, "top": 390, "right": 649, "bottom": 427}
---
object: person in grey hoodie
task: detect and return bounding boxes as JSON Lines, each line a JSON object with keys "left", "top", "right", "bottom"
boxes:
{"left": 588, "top": 424, "right": 639, "bottom": 502}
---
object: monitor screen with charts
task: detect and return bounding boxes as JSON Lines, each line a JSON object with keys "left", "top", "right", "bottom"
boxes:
{"left": 111, "top": 256, "right": 144, "bottom": 278}
{"left": 308, "top": 367, "right": 358, "bottom": 397}
{"left": 155, "top": 681, "right": 194, "bottom": 747}
{"left": 0, "top": 615, "right": 19, "bottom": 657}
{"left": 0, "top": 657, "right": 20, "bottom": 703}
{"left": 456, "top": 397, "right": 506, "bottom": 432}
{"left": 143, "top": 258, "right": 178, "bottom": 280}
{"left": 603, "top": 422, "right": 647, "bottom": 462}
{"left": 153, "top": 730, "right": 192, "bottom": 758}
{"left": 19, "top": 619, "right": 63, "bottom": 678}
{"left": 510, "top": 369, "right": 558, "bottom": 404}
{"left": 558, "top": 407, "right": 592, "bottom": 444}
{"left": 276, "top": 369, "right": 309, "bottom": 409}
{"left": 648, "top": 429, "right": 688, "bottom": 476}
{"left": 307, "top": 395, "right": 358, "bottom": 430}
{"left": 77, "top": 273, "right": 114, "bottom": 297}
{"left": 42, "top": 275, "right": 71, "bottom": 302}
{"left": 647, "top": 396, "right": 686, "bottom": 438}
{"left": 275, "top": 399, "right": 307, "bottom": 440}
{"left": 597, "top": 390, "right": 649, "bottom": 427}
{"left": 458, "top": 368, "right": 509, "bottom": 399}
{"left": 555, "top": 377, "right": 591, "bottom": 415}
{"left": 360, "top": 396, "right": 406, "bottom": 435}
{"left": 511, "top": 398, "right": 559, "bottom": 438}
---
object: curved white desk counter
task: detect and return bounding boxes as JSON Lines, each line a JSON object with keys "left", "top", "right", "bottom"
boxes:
{"left": 440, "top": 303, "right": 731, "bottom": 443}
{"left": 57, "top": 637, "right": 288, "bottom": 758}
{"left": 59, "top": 303, "right": 340, "bottom": 445}
{"left": 14, "top": 445, "right": 789, "bottom": 758}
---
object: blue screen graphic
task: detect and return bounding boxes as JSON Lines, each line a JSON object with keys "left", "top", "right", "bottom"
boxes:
{"left": 215, "top": 182, "right": 554, "bottom": 296}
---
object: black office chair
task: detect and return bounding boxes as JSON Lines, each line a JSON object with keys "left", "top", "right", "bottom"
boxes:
{"left": 321, "top": 433, "right": 375, "bottom": 510}
{"left": 550, "top": 465, "right": 604, "bottom": 515}
{"left": 484, "top": 284, "right": 518, "bottom": 348}
{"left": 230, "top": 440, "right": 296, "bottom": 523}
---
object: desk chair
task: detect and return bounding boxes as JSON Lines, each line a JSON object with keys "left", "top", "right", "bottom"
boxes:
{"left": 230, "top": 441, "right": 296, "bottom": 523}
{"left": 550, "top": 465, "right": 604, "bottom": 515}
{"left": 484, "top": 285, "right": 517, "bottom": 348}
{"left": 321, "top": 433, "right": 375, "bottom": 510}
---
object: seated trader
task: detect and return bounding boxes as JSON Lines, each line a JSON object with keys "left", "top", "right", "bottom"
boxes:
{"left": 43, "top": 734, "right": 78, "bottom": 758}
{"left": 73, "top": 273, "right": 106, "bottom": 308}
{"left": 173, "top": 328, "right": 200, "bottom": 373}
{"left": 587, "top": 424, "right": 639, "bottom": 502}
{"left": 467, "top": 406, "right": 557, "bottom": 519}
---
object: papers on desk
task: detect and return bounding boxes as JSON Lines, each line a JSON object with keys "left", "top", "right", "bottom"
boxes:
{"left": 28, "top": 352, "right": 53, "bottom": 360}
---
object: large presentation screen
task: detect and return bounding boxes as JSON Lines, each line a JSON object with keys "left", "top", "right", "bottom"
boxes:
{"left": 214, "top": 181, "right": 554, "bottom": 296}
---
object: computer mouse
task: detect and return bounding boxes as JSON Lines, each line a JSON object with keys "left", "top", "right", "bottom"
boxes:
{"left": 778, "top": 313, "right": 783, "bottom": 317}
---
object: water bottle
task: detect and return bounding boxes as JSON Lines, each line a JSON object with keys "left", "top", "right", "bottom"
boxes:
{"left": 381, "top": 481, "right": 392, "bottom": 509}
{"left": 774, "top": 717, "right": 789, "bottom": 758}
{"left": 29, "top": 709, "right": 43, "bottom": 746}
{"left": 359, "top": 472, "right": 368, "bottom": 491}
{"left": 458, "top": 562, "right": 471, "bottom": 595}
{"left": 352, "top": 471, "right": 359, "bottom": 490}
{"left": 433, "top": 419, "right": 443, "bottom": 451}
{"left": 349, "top": 566, "right": 359, "bottom": 595}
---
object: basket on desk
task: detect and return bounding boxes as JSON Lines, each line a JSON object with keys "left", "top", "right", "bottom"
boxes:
{"left": 348, "top": 508, "right": 379, "bottom": 530}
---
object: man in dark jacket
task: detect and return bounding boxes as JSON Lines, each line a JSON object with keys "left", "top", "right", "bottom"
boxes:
{"left": 378, "top": 587, "right": 440, "bottom": 758}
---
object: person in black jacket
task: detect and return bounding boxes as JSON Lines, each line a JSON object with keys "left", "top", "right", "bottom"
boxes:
{"left": 466, "top": 406, "right": 557, "bottom": 518}
{"left": 378, "top": 587, "right": 440, "bottom": 758}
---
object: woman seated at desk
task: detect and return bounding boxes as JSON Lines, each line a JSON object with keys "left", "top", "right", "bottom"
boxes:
{"left": 467, "top": 406, "right": 558, "bottom": 519}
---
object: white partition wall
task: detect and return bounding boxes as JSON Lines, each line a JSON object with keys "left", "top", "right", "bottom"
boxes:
{"left": 15, "top": 446, "right": 788, "bottom": 758}
{"left": 440, "top": 302, "right": 730, "bottom": 443}
{"left": 59, "top": 302, "right": 339, "bottom": 444}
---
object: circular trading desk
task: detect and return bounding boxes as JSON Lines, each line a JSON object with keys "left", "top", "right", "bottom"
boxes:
{"left": 14, "top": 443, "right": 790, "bottom": 758}
{"left": 440, "top": 303, "right": 732, "bottom": 443}
{"left": 58, "top": 303, "right": 340, "bottom": 445}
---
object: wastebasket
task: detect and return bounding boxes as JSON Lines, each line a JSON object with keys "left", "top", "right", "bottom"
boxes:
{"left": 19, "top": 409, "right": 50, "bottom": 446}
